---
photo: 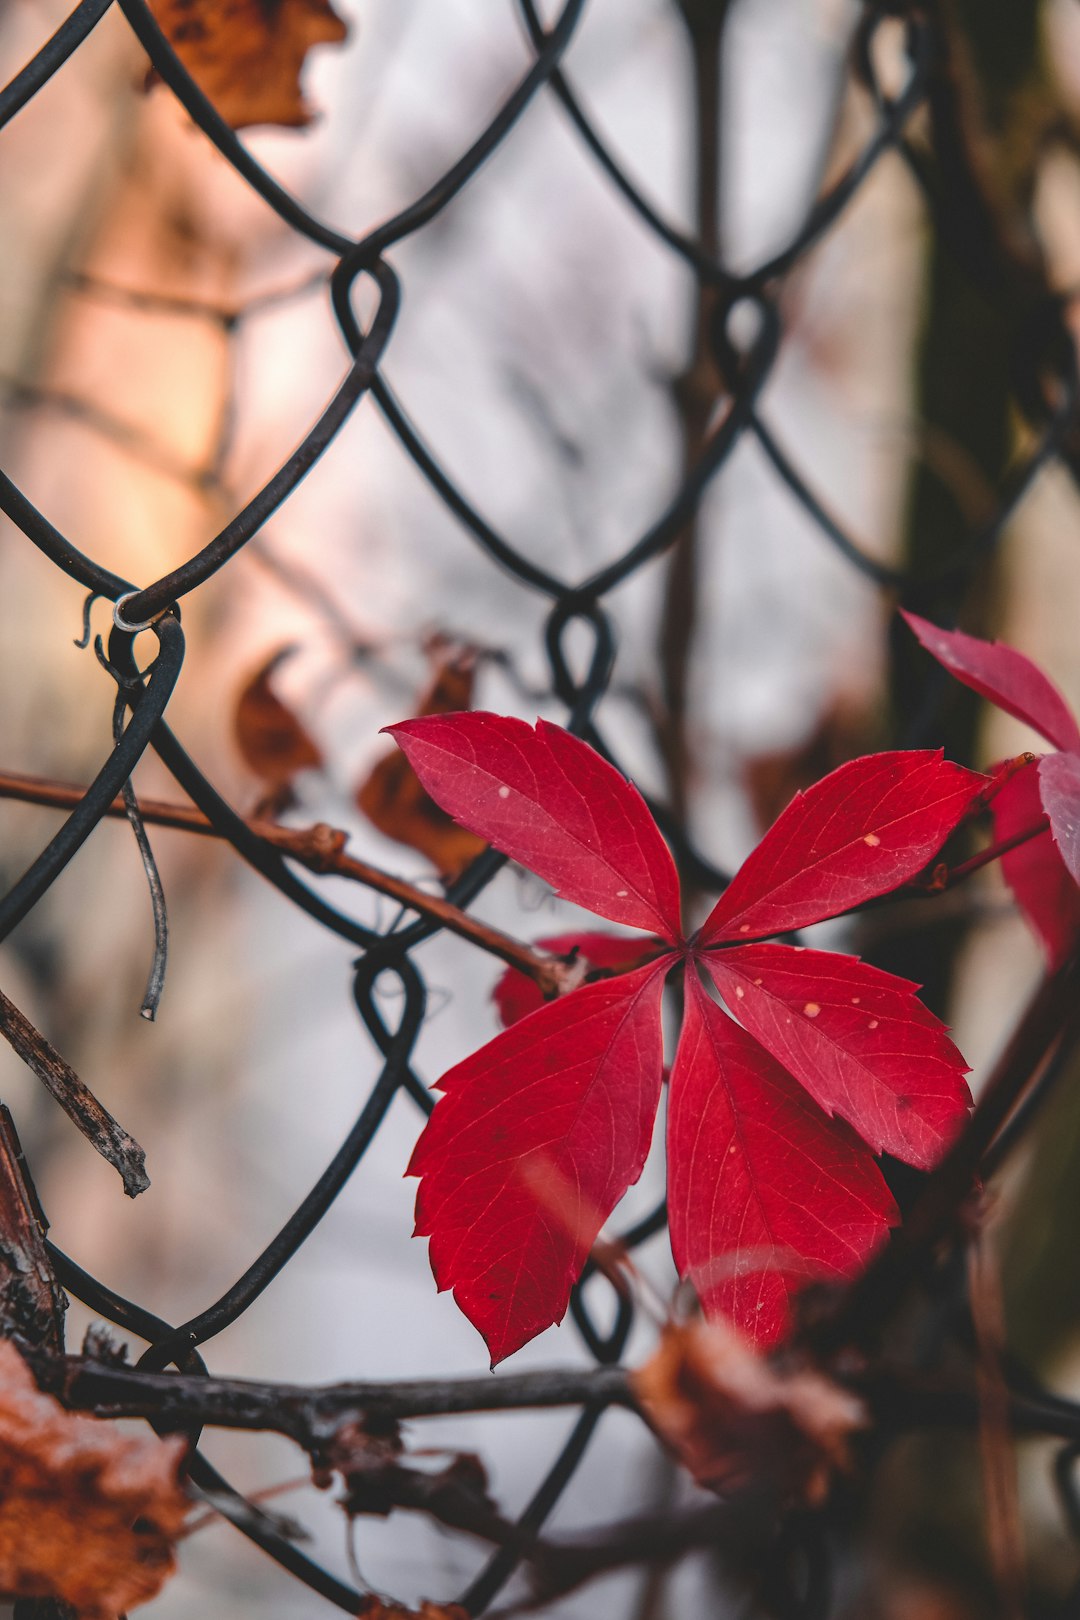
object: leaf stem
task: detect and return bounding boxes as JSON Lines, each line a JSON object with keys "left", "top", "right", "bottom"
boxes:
{"left": 917, "top": 815, "right": 1051, "bottom": 892}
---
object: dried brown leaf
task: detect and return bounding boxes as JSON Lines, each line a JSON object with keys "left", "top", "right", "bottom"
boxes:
{"left": 234, "top": 647, "right": 322, "bottom": 813}
{"left": 147, "top": 0, "right": 348, "bottom": 130}
{"left": 631, "top": 1320, "right": 866, "bottom": 1504}
{"left": 357, "top": 641, "right": 487, "bottom": 882}
{"left": 0, "top": 1340, "right": 188, "bottom": 1615}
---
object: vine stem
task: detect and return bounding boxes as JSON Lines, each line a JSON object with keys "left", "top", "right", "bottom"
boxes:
{"left": 0, "top": 768, "right": 573, "bottom": 994}
{"left": 24, "top": 1353, "right": 635, "bottom": 1447}
{"left": 24, "top": 1343, "right": 1080, "bottom": 1454}
{"left": 812, "top": 956, "right": 1080, "bottom": 1355}
{"left": 657, "top": 0, "right": 728, "bottom": 841}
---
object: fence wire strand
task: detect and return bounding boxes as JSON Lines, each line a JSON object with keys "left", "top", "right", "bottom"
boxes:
{"left": 2, "top": 1, "right": 1080, "bottom": 1614}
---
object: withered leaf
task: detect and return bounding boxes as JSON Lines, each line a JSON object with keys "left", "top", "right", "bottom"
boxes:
{"left": 631, "top": 1320, "right": 866, "bottom": 1504}
{"left": 0, "top": 1340, "right": 188, "bottom": 1616}
{"left": 357, "top": 641, "right": 487, "bottom": 882}
{"left": 147, "top": 0, "right": 348, "bottom": 130}
{"left": 234, "top": 646, "right": 322, "bottom": 814}
{"left": 356, "top": 1602, "right": 469, "bottom": 1620}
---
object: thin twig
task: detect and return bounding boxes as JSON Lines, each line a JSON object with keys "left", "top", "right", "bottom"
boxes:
{"left": 25, "top": 1354, "right": 634, "bottom": 1450}
{"left": 967, "top": 1224, "right": 1026, "bottom": 1617}
{"left": 0, "top": 769, "right": 575, "bottom": 994}
{"left": 0, "top": 990, "right": 148, "bottom": 1197}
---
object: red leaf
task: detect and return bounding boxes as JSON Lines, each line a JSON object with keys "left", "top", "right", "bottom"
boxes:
{"left": 902, "top": 612, "right": 1080, "bottom": 753}
{"left": 703, "top": 945, "right": 971, "bottom": 1168}
{"left": 667, "top": 977, "right": 897, "bottom": 1348}
{"left": 699, "top": 752, "right": 985, "bottom": 944}
{"left": 409, "top": 960, "right": 672, "bottom": 1364}
{"left": 1038, "top": 751, "right": 1080, "bottom": 892}
{"left": 992, "top": 761, "right": 1080, "bottom": 967}
{"left": 387, "top": 716, "right": 682, "bottom": 939}
{"left": 493, "top": 931, "right": 655, "bottom": 1028}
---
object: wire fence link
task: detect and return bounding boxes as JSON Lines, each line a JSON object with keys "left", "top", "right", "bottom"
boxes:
{"left": 2, "top": 2, "right": 1079, "bottom": 1613}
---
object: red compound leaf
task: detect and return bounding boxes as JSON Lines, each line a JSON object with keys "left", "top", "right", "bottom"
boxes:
{"left": 409, "top": 959, "right": 672, "bottom": 1365}
{"left": 386, "top": 713, "right": 981, "bottom": 1358}
{"left": 703, "top": 945, "right": 971, "bottom": 1168}
{"left": 699, "top": 751, "right": 986, "bottom": 944}
{"left": 666, "top": 976, "right": 897, "bottom": 1348}
{"left": 386, "top": 715, "right": 683, "bottom": 940}
{"left": 903, "top": 611, "right": 1080, "bottom": 753}
{"left": 493, "top": 931, "right": 657, "bottom": 1028}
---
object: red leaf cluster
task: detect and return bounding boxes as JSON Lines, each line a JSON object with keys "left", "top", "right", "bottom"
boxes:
{"left": 905, "top": 613, "right": 1080, "bottom": 966}
{"left": 388, "top": 713, "right": 984, "bottom": 1362}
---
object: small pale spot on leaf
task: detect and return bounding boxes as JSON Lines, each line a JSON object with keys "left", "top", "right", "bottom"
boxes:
{"left": 851, "top": 997, "right": 860, "bottom": 1005}
{"left": 803, "top": 1003, "right": 820, "bottom": 1018}
{"left": 869, "top": 1019, "right": 879, "bottom": 1030}
{"left": 740, "top": 924, "right": 751, "bottom": 933}
{"left": 498, "top": 785, "right": 511, "bottom": 799}
{"left": 863, "top": 833, "right": 881, "bottom": 847}
{"left": 735, "top": 986, "right": 745, "bottom": 999}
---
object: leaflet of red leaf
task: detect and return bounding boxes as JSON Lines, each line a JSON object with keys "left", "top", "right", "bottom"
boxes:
{"left": 703, "top": 945, "right": 971, "bottom": 1168}
{"left": 409, "top": 961, "right": 670, "bottom": 1364}
{"left": 1038, "top": 751, "right": 1080, "bottom": 892}
{"left": 667, "top": 977, "right": 897, "bottom": 1347}
{"left": 902, "top": 611, "right": 1080, "bottom": 753}
{"left": 385, "top": 715, "right": 683, "bottom": 940}
{"left": 699, "top": 751, "right": 986, "bottom": 943}
{"left": 493, "top": 931, "right": 654, "bottom": 1028}
{"left": 992, "top": 762, "right": 1080, "bottom": 967}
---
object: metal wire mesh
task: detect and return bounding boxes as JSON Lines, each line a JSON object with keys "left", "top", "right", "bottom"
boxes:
{"left": 2, "top": 2, "right": 1080, "bottom": 1614}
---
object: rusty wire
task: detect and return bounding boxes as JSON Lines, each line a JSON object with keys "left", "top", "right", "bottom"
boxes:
{"left": 2, "top": 3, "right": 1080, "bottom": 1615}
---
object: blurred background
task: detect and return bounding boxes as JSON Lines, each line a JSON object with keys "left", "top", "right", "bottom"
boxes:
{"left": 4, "top": 1, "right": 1080, "bottom": 1615}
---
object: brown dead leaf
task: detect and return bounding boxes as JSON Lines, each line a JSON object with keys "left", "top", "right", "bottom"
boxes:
{"left": 632, "top": 1320, "right": 866, "bottom": 1505}
{"left": 147, "top": 0, "right": 348, "bottom": 130}
{"left": 234, "top": 646, "right": 322, "bottom": 815}
{"left": 357, "top": 640, "right": 487, "bottom": 882}
{"left": 0, "top": 1339, "right": 188, "bottom": 1615}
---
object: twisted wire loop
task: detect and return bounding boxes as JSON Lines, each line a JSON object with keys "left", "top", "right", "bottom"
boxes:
{"left": 0, "top": 0, "right": 1078, "bottom": 1613}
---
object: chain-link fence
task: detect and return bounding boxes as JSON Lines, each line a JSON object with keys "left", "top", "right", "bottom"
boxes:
{"left": 3, "top": 2, "right": 1080, "bottom": 1615}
